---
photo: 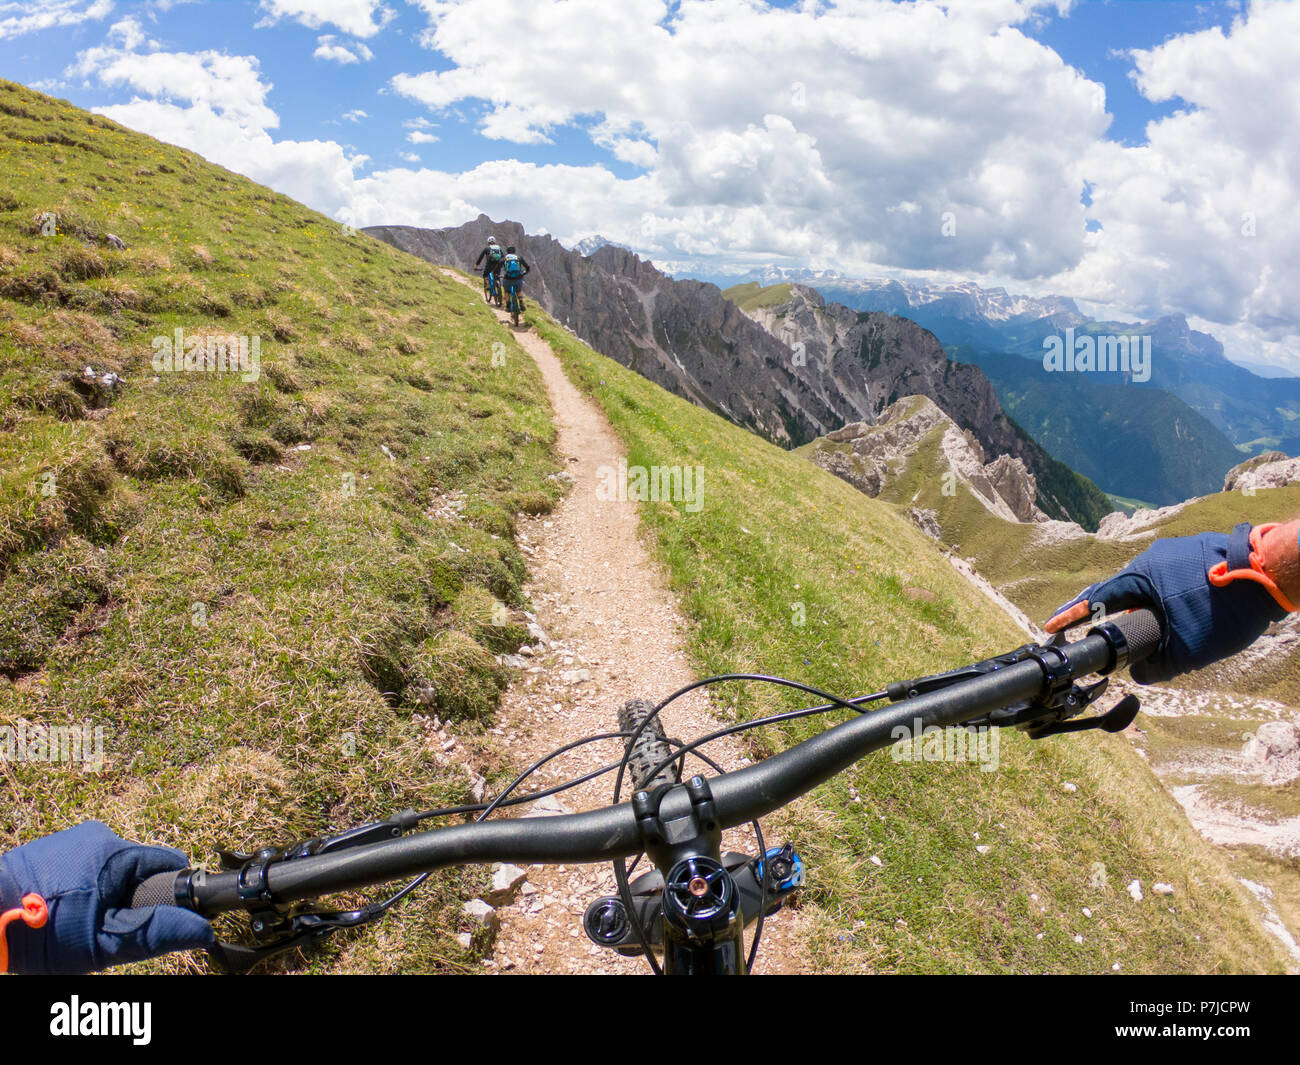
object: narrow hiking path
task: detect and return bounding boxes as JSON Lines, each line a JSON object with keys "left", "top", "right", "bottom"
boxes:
{"left": 442, "top": 271, "right": 814, "bottom": 974}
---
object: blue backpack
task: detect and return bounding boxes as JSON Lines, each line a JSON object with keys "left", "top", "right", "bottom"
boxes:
{"left": 503, "top": 253, "right": 524, "bottom": 279}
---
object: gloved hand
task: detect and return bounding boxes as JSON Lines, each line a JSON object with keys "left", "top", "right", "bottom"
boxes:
{"left": 1045, "top": 523, "right": 1292, "bottom": 684}
{"left": 0, "top": 821, "right": 213, "bottom": 974}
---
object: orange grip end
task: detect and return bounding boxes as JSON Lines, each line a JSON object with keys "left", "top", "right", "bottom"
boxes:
{"left": 0, "top": 893, "right": 48, "bottom": 973}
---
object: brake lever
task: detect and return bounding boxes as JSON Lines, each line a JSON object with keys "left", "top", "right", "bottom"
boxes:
{"left": 1023, "top": 693, "right": 1141, "bottom": 739}
{"left": 208, "top": 913, "right": 338, "bottom": 974}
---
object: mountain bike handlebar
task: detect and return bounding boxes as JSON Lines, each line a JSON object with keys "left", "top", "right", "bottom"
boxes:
{"left": 133, "top": 608, "right": 1160, "bottom": 921}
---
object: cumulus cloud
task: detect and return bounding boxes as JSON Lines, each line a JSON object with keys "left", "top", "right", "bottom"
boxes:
{"left": 67, "top": 18, "right": 282, "bottom": 129}
{"left": 0, "top": 0, "right": 113, "bottom": 41}
{"left": 312, "top": 33, "right": 373, "bottom": 64}
{"left": 256, "top": 0, "right": 393, "bottom": 38}
{"left": 1049, "top": 1, "right": 1300, "bottom": 359}
{"left": 67, "top": 24, "right": 369, "bottom": 218}
{"left": 392, "top": 0, "right": 1107, "bottom": 281}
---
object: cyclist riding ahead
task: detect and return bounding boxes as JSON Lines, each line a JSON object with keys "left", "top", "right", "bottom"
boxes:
{"left": 3, "top": 515, "right": 1296, "bottom": 973}
{"left": 474, "top": 235, "right": 505, "bottom": 304}
{"left": 501, "top": 245, "right": 530, "bottom": 323}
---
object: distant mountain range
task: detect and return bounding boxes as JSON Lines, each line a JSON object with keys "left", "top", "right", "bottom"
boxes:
{"left": 699, "top": 267, "right": 1300, "bottom": 504}
{"left": 722, "top": 267, "right": 1300, "bottom": 461}
{"left": 365, "top": 217, "right": 1110, "bottom": 528}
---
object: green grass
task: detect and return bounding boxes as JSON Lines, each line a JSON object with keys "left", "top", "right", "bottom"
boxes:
{"left": 1107, "top": 492, "right": 1156, "bottom": 514}
{"left": 844, "top": 418, "right": 1300, "bottom": 964}
{"left": 723, "top": 281, "right": 794, "bottom": 311}
{"left": 529, "top": 313, "right": 1288, "bottom": 973}
{"left": 0, "top": 80, "right": 565, "bottom": 973}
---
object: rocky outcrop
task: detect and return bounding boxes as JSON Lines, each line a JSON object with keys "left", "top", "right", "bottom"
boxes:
{"left": 807, "top": 395, "right": 1048, "bottom": 528}
{"left": 1224, "top": 451, "right": 1300, "bottom": 493}
{"left": 740, "top": 284, "right": 1096, "bottom": 523}
{"left": 1094, "top": 503, "right": 1191, "bottom": 541}
{"left": 1243, "top": 720, "right": 1300, "bottom": 787}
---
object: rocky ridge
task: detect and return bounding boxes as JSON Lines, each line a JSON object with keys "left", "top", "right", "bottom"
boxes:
{"left": 809, "top": 395, "right": 1048, "bottom": 528}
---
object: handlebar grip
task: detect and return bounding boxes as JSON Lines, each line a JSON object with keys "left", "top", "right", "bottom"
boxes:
{"left": 131, "top": 870, "right": 188, "bottom": 910}
{"left": 1101, "top": 607, "right": 1163, "bottom": 667}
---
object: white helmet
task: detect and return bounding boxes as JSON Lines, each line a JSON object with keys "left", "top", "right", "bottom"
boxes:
{"left": 487, "top": 236, "right": 499, "bottom": 245}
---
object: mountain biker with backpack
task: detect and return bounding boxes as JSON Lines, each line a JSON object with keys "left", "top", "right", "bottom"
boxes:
{"left": 474, "top": 236, "right": 506, "bottom": 302}
{"left": 3, "top": 516, "right": 1296, "bottom": 972}
{"left": 501, "top": 245, "right": 530, "bottom": 312}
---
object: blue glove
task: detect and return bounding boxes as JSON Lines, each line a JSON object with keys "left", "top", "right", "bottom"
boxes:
{"left": 0, "top": 821, "right": 213, "bottom": 974}
{"left": 1046, "top": 524, "right": 1287, "bottom": 684}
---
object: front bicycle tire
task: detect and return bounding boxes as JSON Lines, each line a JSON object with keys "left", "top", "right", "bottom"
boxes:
{"left": 618, "top": 699, "right": 679, "bottom": 792}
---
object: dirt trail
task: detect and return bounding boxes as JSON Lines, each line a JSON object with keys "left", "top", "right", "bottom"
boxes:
{"left": 443, "top": 272, "right": 813, "bottom": 973}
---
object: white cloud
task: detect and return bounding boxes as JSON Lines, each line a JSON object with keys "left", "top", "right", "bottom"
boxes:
{"left": 343, "top": 159, "right": 652, "bottom": 235}
{"left": 312, "top": 33, "right": 373, "bottom": 63}
{"left": 67, "top": 27, "right": 369, "bottom": 219}
{"left": 390, "top": 0, "right": 1105, "bottom": 281}
{"left": 107, "top": 13, "right": 145, "bottom": 49}
{"left": 1047, "top": 1, "right": 1300, "bottom": 366}
{"left": 0, "top": 0, "right": 113, "bottom": 41}
{"left": 257, "top": 0, "right": 393, "bottom": 38}
{"left": 69, "top": 33, "right": 278, "bottom": 128}
{"left": 405, "top": 129, "right": 436, "bottom": 144}
{"left": 341, "top": 108, "right": 367, "bottom": 122}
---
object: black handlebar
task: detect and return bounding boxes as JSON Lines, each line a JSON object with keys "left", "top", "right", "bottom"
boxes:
{"left": 132, "top": 609, "right": 1161, "bottom": 916}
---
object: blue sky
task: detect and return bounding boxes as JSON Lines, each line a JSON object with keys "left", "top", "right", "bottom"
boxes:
{"left": 0, "top": 0, "right": 1295, "bottom": 369}
{"left": 1023, "top": 0, "right": 1245, "bottom": 145}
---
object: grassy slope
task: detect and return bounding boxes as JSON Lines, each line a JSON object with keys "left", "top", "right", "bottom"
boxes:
{"left": 529, "top": 313, "right": 1286, "bottom": 973}
{"left": 854, "top": 425, "right": 1300, "bottom": 948}
{"left": 723, "top": 281, "right": 793, "bottom": 310}
{"left": 0, "top": 81, "right": 565, "bottom": 973}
